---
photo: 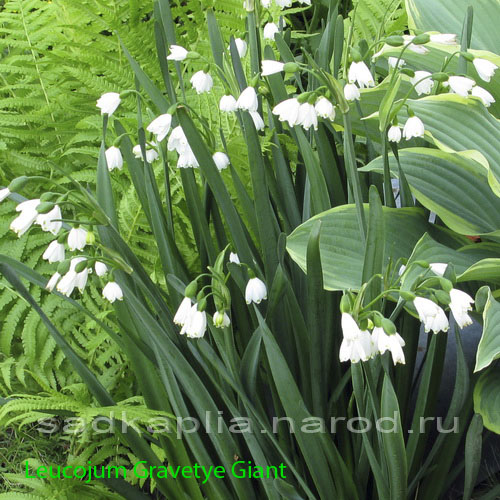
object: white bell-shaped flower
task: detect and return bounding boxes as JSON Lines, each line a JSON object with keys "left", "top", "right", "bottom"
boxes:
{"left": 272, "top": 97, "right": 301, "bottom": 127}
{"left": 473, "top": 58, "right": 498, "bottom": 83}
{"left": 105, "top": 146, "right": 123, "bottom": 171}
{"left": 236, "top": 87, "right": 259, "bottom": 112}
{"left": 263, "top": 22, "right": 279, "bottom": 41}
{"left": 190, "top": 71, "right": 213, "bottom": 94}
{"left": 449, "top": 289, "right": 474, "bottom": 329}
{"left": 344, "top": 83, "right": 360, "bottom": 101}
{"left": 42, "top": 240, "right": 65, "bottom": 264}
{"left": 213, "top": 311, "right": 231, "bottom": 328}
{"left": 219, "top": 95, "right": 238, "bottom": 112}
{"left": 348, "top": 61, "right": 375, "bottom": 88}
{"left": 213, "top": 152, "right": 230, "bottom": 171}
{"left": 96, "top": 92, "right": 121, "bottom": 116}
{"left": 314, "top": 97, "right": 335, "bottom": 120}
{"left": 411, "top": 71, "right": 433, "bottom": 96}
{"left": 413, "top": 297, "right": 449, "bottom": 334}
{"left": 102, "top": 282, "right": 123, "bottom": 303}
{"left": 471, "top": 86, "right": 495, "bottom": 107}
{"left": 167, "top": 45, "right": 188, "bottom": 61}
{"left": 147, "top": 114, "right": 172, "bottom": 142}
{"left": 261, "top": 60, "right": 285, "bottom": 76}
{"left": 245, "top": 277, "right": 267, "bottom": 304}
{"left": 67, "top": 227, "right": 88, "bottom": 251}
{"left": 403, "top": 116, "right": 425, "bottom": 140}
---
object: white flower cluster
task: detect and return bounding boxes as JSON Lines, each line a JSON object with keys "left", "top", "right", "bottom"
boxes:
{"left": 173, "top": 275, "right": 267, "bottom": 340}
{"left": 219, "top": 86, "right": 265, "bottom": 131}
{"left": 340, "top": 262, "right": 475, "bottom": 364}
{"left": 340, "top": 313, "right": 406, "bottom": 365}
{"left": 271, "top": 95, "right": 336, "bottom": 131}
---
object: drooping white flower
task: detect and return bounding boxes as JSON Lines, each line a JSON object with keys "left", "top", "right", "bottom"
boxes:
{"left": 348, "top": 61, "right": 375, "bottom": 88}
{"left": 403, "top": 35, "right": 429, "bottom": 54}
{"left": 403, "top": 116, "right": 425, "bottom": 140}
{"left": 372, "top": 327, "right": 406, "bottom": 365}
{"left": 132, "top": 144, "right": 159, "bottom": 163}
{"left": 177, "top": 147, "right": 199, "bottom": 168}
{"left": 147, "top": 114, "right": 172, "bottom": 142}
{"left": 344, "top": 83, "right": 360, "bottom": 101}
{"left": 67, "top": 227, "right": 88, "bottom": 251}
{"left": 297, "top": 102, "right": 318, "bottom": 130}
{"left": 388, "top": 57, "right": 405, "bottom": 69}
{"left": 411, "top": 71, "right": 433, "bottom": 95}
{"left": 315, "top": 97, "right": 335, "bottom": 120}
{"left": 387, "top": 125, "right": 402, "bottom": 143}
{"left": 0, "top": 187, "right": 11, "bottom": 202}
{"left": 398, "top": 264, "right": 406, "bottom": 276}
{"left": 229, "top": 252, "right": 240, "bottom": 264}
{"left": 447, "top": 75, "right": 475, "bottom": 97}
{"left": 414, "top": 297, "right": 449, "bottom": 334}
{"left": 105, "top": 146, "right": 123, "bottom": 171}
{"left": 36, "top": 205, "right": 62, "bottom": 235}
{"left": 94, "top": 261, "right": 108, "bottom": 277}
{"left": 275, "top": 0, "right": 292, "bottom": 7}
{"left": 339, "top": 313, "right": 374, "bottom": 363}
{"left": 190, "top": 71, "right": 213, "bottom": 94}
{"left": 10, "top": 199, "right": 40, "bottom": 237}
{"left": 167, "top": 45, "right": 188, "bottom": 61}
{"left": 449, "top": 289, "right": 474, "bottom": 328}
{"left": 46, "top": 271, "right": 61, "bottom": 292}
{"left": 250, "top": 111, "right": 265, "bottom": 131}
{"left": 272, "top": 97, "right": 301, "bottom": 127}
{"left": 245, "top": 277, "right": 267, "bottom": 304}
{"left": 71, "top": 257, "right": 90, "bottom": 293}
{"left": 473, "top": 58, "right": 498, "bottom": 83}
{"left": 213, "top": 152, "right": 230, "bottom": 171}
{"left": 219, "top": 95, "right": 238, "bottom": 112}
{"left": 42, "top": 240, "right": 65, "bottom": 263}
{"left": 233, "top": 38, "right": 248, "bottom": 58}
{"left": 260, "top": 0, "right": 271, "bottom": 6}
{"left": 471, "top": 86, "right": 495, "bottom": 107}
{"left": 213, "top": 311, "right": 231, "bottom": 328}
{"left": 56, "top": 270, "right": 78, "bottom": 297}
{"left": 429, "top": 262, "right": 448, "bottom": 276}
{"left": 430, "top": 33, "right": 457, "bottom": 45}
{"left": 236, "top": 86, "right": 259, "bottom": 112}
{"left": 96, "top": 92, "right": 121, "bottom": 116}
{"left": 174, "top": 297, "right": 194, "bottom": 326}
{"left": 102, "top": 282, "right": 123, "bottom": 303}
{"left": 167, "top": 126, "right": 188, "bottom": 154}
{"left": 261, "top": 60, "right": 285, "bottom": 76}
{"left": 263, "top": 22, "right": 279, "bottom": 41}
{"left": 180, "top": 303, "right": 207, "bottom": 338}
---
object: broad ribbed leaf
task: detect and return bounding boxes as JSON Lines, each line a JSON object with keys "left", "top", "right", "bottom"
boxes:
{"left": 406, "top": 0, "right": 500, "bottom": 53}
{"left": 286, "top": 204, "right": 428, "bottom": 291}
{"left": 362, "top": 148, "right": 500, "bottom": 236}
{"left": 475, "top": 288, "right": 500, "bottom": 372}
{"left": 473, "top": 366, "right": 500, "bottom": 433}
{"left": 408, "top": 95, "right": 500, "bottom": 197}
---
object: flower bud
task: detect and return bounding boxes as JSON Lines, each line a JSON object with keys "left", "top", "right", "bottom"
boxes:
{"left": 186, "top": 51, "right": 201, "bottom": 60}
{"left": 385, "top": 36, "right": 405, "bottom": 47}
{"left": 350, "top": 47, "right": 362, "bottom": 62}
{"left": 283, "top": 62, "right": 299, "bottom": 73}
{"left": 184, "top": 280, "right": 198, "bottom": 299}
{"left": 40, "top": 192, "right": 57, "bottom": 202}
{"left": 431, "top": 72, "right": 449, "bottom": 82}
{"left": 57, "top": 259, "right": 71, "bottom": 275}
{"left": 435, "top": 290, "right": 451, "bottom": 305}
{"left": 411, "top": 34, "right": 430, "bottom": 45}
{"left": 382, "top": 318, "right": 397, "bottom": 335}
{"left": 35, "top": 201, "right": 55, "bottom": 214}
{"left": 197, "top": 296, "right": 207, "bottom": 311}
{"left": 372, "top": 313, "right": 383, "bottom": 328}
{"left": 401, "top": 68, "right": 415, "bottom": 78}
{"left": 74, "top": 260, "right": 88, "bottom": 273}
{"left": 340, "top": 293, "right": 353, "bottom": 313}
{"left": 460, "top": 51, "right": 474, "bottom": 62}
{"left": 86, "top": 231, "right": 96, "bottom": 245}
{"left": 8, "top": 176, "right": 30, "bottom": 192}
{"left": 400, "top": 291, "right": 416, "bottom": 301}
{"left": 439, "top": 277, "right": 453, "bottom": 293}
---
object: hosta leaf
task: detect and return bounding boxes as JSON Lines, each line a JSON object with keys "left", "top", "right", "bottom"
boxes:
{"left": 406, "top": 0, "right": 500, "bottom": 53}
{"left": 473, "top": 365, "right": 500, "bottom": 433}
{"left": 362, "top": 148, "right": 500, "bottom": 236}
{"left": 475, "top": 288, "right": 500, "bottom": 372}
{"left": 408, "top": 95, "right": 500, "bottom": 197}
{"left": 286, "top": 204, "right": 428, "bottom": 291}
